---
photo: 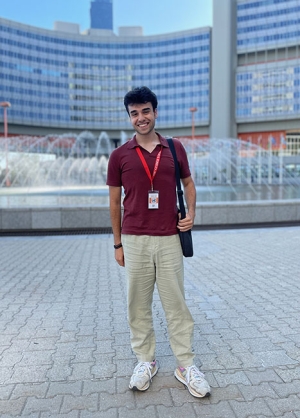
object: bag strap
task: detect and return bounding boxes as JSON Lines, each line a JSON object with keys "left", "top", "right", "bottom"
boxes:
{"left": 167, "top": 137, "right": 187, "bottom": 219}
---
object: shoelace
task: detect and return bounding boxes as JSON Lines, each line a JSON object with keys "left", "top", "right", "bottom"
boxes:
{"left": 186, "top": 365, "right": 205, "bottom": 384}
{"left": 136, "top": 361, "right": 154, "bottom": 379}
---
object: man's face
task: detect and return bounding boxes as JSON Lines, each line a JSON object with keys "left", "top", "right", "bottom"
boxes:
{"left": 128, "top": 102, "right": 157, "bottom": 136}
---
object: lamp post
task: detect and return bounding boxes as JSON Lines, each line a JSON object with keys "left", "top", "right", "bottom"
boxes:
{"left": 0, "top": 102, "right": 11, "bottom": 187}
{"left": 189, "top": 107, "right": 197, "bottom": 140}
{"left": 189, "top": 107, "right": 197, "bottom": 179}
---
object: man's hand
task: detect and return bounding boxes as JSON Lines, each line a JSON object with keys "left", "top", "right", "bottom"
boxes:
{"left": 177, "top": 212, "right": 194, "bottom": 232}
{"left": 115, "top": 247, "right": 125, "bottom": 267}
{"left": 179, "top": 175, "right": 196, "bottom": 231}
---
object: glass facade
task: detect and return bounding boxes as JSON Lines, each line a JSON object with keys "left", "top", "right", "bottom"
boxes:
{"left": 237, "top": 0, "right": 300, "bottom": 52}
{"left": 236, "top": 0, "right": 300, "bottom": 123}
{"left": 0, "top": 18, "right": 210, "bottom": 131}
{"left": 236, "top": 61, "right": 300, "bottom": 121}
{"left": 90, "top": 0, "right": 113, "bottom": 30}
{"left": 3, "top": 1, "right": 300, "bottom": 134}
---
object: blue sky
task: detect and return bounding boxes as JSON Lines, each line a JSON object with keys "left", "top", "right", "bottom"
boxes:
{"left": 0, "top": 0, "right": 212, "bottom": 35}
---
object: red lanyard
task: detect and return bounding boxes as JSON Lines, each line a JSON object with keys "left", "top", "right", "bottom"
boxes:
{"left": 135, "top": 146, "right": 162, "bottom": 191}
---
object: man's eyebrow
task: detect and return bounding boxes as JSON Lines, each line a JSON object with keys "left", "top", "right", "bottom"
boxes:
{"left": 129, "top": 107, "right": 151, "bottom": 115}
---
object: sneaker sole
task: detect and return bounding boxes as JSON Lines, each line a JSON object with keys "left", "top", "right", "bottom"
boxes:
{"left": 129, "top": 365, "right": 159, "bottom": 392}
{"left": 174, "top": 369, "right": 211, "bottom": 398}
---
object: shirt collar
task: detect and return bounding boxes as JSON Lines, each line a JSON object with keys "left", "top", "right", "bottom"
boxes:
{"left": 127, "top": 132, "right": 170, "bottom": 149}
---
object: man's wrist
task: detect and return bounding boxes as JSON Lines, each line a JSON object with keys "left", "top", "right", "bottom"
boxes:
{"left": 187, "top": 211, "right": 195, "bottom": 220}
{"left": 114, "top": 243, "right": 123, "bottom": 249}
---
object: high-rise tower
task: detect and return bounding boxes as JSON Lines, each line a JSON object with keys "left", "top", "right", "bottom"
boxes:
{"left": 90, "top": 0, "right": 113, "bottom": 30}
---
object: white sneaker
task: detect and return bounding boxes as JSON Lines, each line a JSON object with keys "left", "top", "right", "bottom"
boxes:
{"left": 175, "top": 365, "right": 211, "bottom": 398}
{"left": 129, "top": 360, "right": 158, "bottom": 391}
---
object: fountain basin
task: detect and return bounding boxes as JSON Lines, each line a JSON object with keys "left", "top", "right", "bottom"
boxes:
{"left": 1, "top": 184, "right": 300, "bottom": 208}
{"left": 1, "top": 199, "right": 299, "bottom": 232}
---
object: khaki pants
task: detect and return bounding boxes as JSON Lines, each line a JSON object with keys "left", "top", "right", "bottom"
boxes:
{"left": 122, "top": 234, "right": 195, "bottom": 368}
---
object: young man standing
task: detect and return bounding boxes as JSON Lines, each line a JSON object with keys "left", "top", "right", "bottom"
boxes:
{"left": 106, "top": 86, "right": 211, "bottom": 398}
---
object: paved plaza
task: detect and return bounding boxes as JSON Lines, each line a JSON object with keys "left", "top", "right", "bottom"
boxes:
{"left": 0, "top": 226, "right": 300, "bottom": 417}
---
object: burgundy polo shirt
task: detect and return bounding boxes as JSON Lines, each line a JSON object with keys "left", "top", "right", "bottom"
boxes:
{"left": 106, "top": 133, "right": 191, "bottom": 236}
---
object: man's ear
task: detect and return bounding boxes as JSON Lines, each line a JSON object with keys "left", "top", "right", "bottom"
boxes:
{"left": 154, "top": 109, "right": 158, "bottom": 118}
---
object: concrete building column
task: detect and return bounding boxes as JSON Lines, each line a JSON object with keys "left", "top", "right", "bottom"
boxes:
{"left": 210, "top": 0, "right": 237, "bottom": 139}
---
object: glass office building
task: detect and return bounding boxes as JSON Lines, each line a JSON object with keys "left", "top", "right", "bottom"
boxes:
{"left": 90, "top": 0, "right": 113, "bottom": 30}
{"left": 0, "top": 17, "right": 210, "bottom": 133}
{"left": 1, "top": 0, "right": 300, "bottom": 140}
{"left": 236, "top": 0, "right": 300, "bottom": 124}
{"left": 237, "top": 0, "right": 300, "bottom": 53}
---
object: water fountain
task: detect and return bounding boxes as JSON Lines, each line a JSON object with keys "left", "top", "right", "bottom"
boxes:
{"left": 0, "top": 132, "right": 299, "bottom": 231}
{"left": 181, "top": 137, "right": 300, "bottom": 202}
{"left": 0, "top": 134, "right": 300, "bottom": 208}
{"left": 0, "top": 131, "right": 116, "bottom": 207}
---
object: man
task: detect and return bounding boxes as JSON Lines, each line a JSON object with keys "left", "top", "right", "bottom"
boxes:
{"left": 106, "top": 86, "right": 210, "bottom": 398}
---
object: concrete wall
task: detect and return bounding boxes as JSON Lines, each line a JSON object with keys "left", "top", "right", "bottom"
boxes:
{"left": 1, "top": 200, "right": 300, "bottom": 232}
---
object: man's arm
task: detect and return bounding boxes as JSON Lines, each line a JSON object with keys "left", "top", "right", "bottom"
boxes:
{"left": 109, "top": 185, "right": 125, "bottom": 266}
{"left": 177, "top": 176, "right": 196, "bottom": 232}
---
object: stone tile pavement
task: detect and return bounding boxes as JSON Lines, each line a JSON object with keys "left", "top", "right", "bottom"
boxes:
{"left": 0, "top": 226, "right": 300, "bottom": 417}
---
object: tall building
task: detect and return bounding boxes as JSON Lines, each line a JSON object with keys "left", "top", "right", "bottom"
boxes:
{"left": 0, "top": 17, "right": 209, "bottom": 136}
{"left": 1, "top": 0, "right": 300, "bottom": 155}
{"left": 90, "top": 0, "right": 113, "bottom": 30}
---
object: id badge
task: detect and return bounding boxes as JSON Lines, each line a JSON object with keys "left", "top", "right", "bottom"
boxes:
{"left": 148, "top": 190, "right": 159, "bottom": 209}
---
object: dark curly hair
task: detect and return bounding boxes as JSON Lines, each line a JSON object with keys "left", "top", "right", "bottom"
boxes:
{"left": 124, "top": 86, "right": 158, "bottom": 114}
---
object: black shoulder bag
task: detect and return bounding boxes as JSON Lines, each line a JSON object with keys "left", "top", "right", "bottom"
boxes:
{"left": 167, "top": 138, "right": 194, "bottom": 257}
